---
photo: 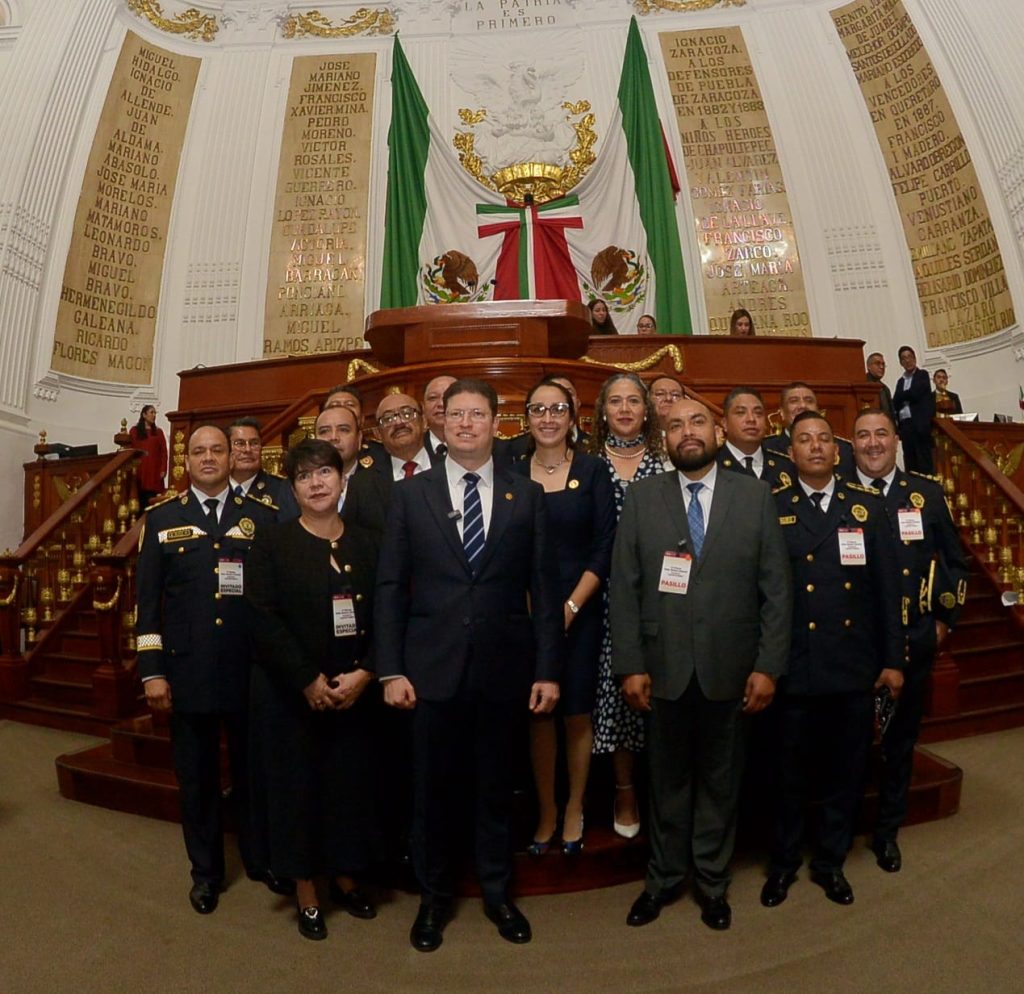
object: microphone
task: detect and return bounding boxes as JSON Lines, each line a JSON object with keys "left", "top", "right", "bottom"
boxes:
{"left": 677, "top": 538, "right": 688, "bottom": 550}
{"left": 448, "top": 509, "right": 463, "bottom": 521}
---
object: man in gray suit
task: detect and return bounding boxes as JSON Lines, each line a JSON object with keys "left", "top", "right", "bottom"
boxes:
{"left": 611, "top": 397, "right": 792, "bottom": 931}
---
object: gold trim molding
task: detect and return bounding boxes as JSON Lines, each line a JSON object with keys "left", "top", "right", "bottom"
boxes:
{"left": 126, "top": 0, "right": 218, "bottom": 41}
{"left": 581, "top": 344, "right": 684, "bottom": 374}
{"left": 345, "top": 357, "right": 382, "bottom": 381}
{"left": 281, "top": 8, "right": 395, "bottom": 39}
{"left": 634, "top": 0, "right": 746, "bottom": 13}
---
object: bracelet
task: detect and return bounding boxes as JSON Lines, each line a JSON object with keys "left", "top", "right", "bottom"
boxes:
{"left": 566, "top": 599, "right": 580, "bottom": 615}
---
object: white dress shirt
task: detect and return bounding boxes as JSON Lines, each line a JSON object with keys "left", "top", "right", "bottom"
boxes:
{"left": 856, "top": 467, "right": 896, "bottom": 496}
{"left": 725, "top": 441, "right": 763, "bottom": 479}
{"left": 191, "top": 485, "right": 229, "bottom": 523}
{"left": 390, "top": 447, "right": 431, "bottom": 481}
{"left": 799, "top": 477, "right": 836, "bottom": 512}
{"left": 678, "top": 461, "right": 717, "bottom": 527}
{"left": 445, "top": 456, "right": 495, "bottom": 540}
{"left": 899, "top": 371, "right": 914, "bottom": 420}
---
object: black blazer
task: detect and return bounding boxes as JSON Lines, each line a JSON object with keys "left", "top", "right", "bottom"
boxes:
{"left": 245, "top": 517, "right": 378, "bottom": 695}
{"left": 893, "top": 368, "right": 934, "bottom": 435}
{"left": 374, "top": 462, "right": 562, "bottom": 703}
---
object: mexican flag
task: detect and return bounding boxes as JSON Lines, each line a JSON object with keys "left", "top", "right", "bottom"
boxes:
{"left": 379, "top": 20, "right": 691, "bottom": 335}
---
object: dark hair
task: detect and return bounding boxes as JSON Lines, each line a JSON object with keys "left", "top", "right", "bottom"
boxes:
{"left": 790, "top": 409, "right": 831, "bottom": 432}
{"left": 853, "top": 407, "right": 898, "bottom": 432}
{"left": 283, "top": 438, "right": 344, "bottom": 484}
{"left": 134, "top": 404, "right": 155, "bottom": 440}
{"left": 729, "top": 308, "right": 755, "bottom": 336}
{"left": 227, "top": 416, "right": 262, "bottom": 439}
{"left": 324, "top": 384, "right": 363, "bottom": 414}
{"left": 934, "top": 368, "right": 947, "bottom": 376}
{"left": 780, "top": 381, "right": 815, "bottom": 403}
{"left": 638, "top": 313, "right": 657, "bottom": 330}
{"left": 587, "top": 299, "right": 618, "bottom": 334}
{"left": 524, "top": 379, "right": 576, "bottom": 457}
{"left": 866, "top": 352, "right": 884, "bottom": 363}
{"left": 443, "top": 377, "right": 498, "bottom": 416}
{"left": 723, "top": 386, "right": 765, "bottom": 412}
{"left": 897, "top": 345, "right": 915, "bottom": 358}
{"left": 650, "top": 375, "right": 684, "bottom": 393}
{"left": 588, "top": 372, "right": 662, "bottom": 456}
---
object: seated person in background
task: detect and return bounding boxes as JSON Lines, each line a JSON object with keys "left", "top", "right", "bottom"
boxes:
{"left": 717, "top": 387, "right": 794, "bottom": 487}
{"left": 729, "top": 308, "right": 755, "bottom": 337}
{"left": 637, "top": 314, "right": 657, "bottom": 333}
{"left": 588, "top": 299, "right": 619, "bottom": 335}
{"left": 227, "top": 417, "right": 299, "bottom": 519}
{"left": 324, "top": 384, "right": 387, "bottom": 468}
{"left": 246, "top": 438, "right": 381, "bottom": 942}
{"left": 764, "top": 382, "right": 856, "bottom": 479}
{"left": 932, "top": 369, "right": 963, "bottom": 416}
{"left": 422, "top": 375, "right": 456, "bottom": 459}
{"left": 314, "top": 405, "right": 363, "bottom": 511}
{"left": 650, "top": 377, "right": 685, "bottom": 432}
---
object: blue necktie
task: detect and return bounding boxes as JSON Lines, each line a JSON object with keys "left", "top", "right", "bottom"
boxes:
{"left": 686, "top": 482, "right": 704, "bottom": 559}
{"left": 462, "top": 472, "right": 485, "bottom": 570}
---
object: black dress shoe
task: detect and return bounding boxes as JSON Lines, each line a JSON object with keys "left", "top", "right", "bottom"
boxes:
{"left": 626, "top": 890, "right": 663, "bottom": 927}
{"left": 873, "top": 839, "right": 902, "bottom": 873}
{"left": 811, "top": 869, "right": 854, "bottom": 905}
{"left": 189, "top": 881, "right": 220, "bottom": 915}
{"left": 410, "top": 903, "right": 450, "bottom": 953}
{"left": 760, "top": 871, "right": 796, "bottom": 908}
{"left": 297, "top": 905, "right": 327, "bottom": 941}
{"left": 696, "top": 893, "right": 731, "bottom": 931}
{"left": 484, "top": 902, "right": 532, "bottom": 944}
{"left": 248, "top": 870, "right": 296, "bottom": 897}
{"left": 328, "top": 881, "right": 377, "bottom": 919}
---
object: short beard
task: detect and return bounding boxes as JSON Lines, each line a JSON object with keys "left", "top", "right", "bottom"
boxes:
{"left": 669, "top": 441, "right": 717, "bottom": 473}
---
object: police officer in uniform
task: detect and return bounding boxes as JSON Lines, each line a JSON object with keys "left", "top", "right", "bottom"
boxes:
{"left": 136, "top": 424, "right": 280, "bottom": 914}
{"left": 716, "top": 386, "right": 794, "bottom": 488}
{"left": 764, "top": 382, "right": 856, "bottom": 479}
{"left": 762, "top": 410, "right": 903, "bottom": 908}
{"left": 852, "top": 408, "right": 968, "bottom": 872}
{"left": 324, "top": 383, "right": 388, "bottom": 469}
{"left": 226, "top": 416, "right": 298, "bottom": 519}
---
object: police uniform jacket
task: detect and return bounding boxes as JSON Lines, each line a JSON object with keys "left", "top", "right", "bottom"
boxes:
{"left": 716, "top": 443, "right": 794, "bottom": 489}
{"left": 774, "top": 477, "right": 903, "bottom": 696}
{"left": 243, "top": 468, "right": 298, "bottom": 520}
{"left": 136, "top": 490, "right": 275, "bottom": 713}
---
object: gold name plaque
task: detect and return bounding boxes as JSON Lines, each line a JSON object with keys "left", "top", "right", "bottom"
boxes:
{"left": 660, "top": 26, "right": 810, "bottom": 337}
{"left": 264, "top": 54, "right": 376, "bottom": 357}
{"left": 51, "top": 32, "right": 200, "bottom": 383}
{"left": 833, "top": 0, "right": 1015, "bottom": 347}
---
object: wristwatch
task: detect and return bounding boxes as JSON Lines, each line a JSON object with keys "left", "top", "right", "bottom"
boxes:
{"left": 566, "top": 599, "right": 580, "bottom": 615}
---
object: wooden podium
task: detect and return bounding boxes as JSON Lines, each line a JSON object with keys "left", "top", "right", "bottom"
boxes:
{"left": 365, "top": 299, "right": 593, "bottom": 366}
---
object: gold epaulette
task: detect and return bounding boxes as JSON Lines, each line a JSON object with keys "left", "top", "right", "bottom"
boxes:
{"left": 771, "top": 480, "right": 792, "bottom": 495}
{"left": 144, "top": 490, "right": 180, "bottom": 511}
{"left": 247, "top": 492, "right": 279, "bottom": 512}
{"left": 846, "top": 481, "right": 881, "bottom": 495}
{"left": 834, "top": 433, "right": 852, "bottom": 443}
{"left": 909, "top": 470, "right": 942, "bottom": 483}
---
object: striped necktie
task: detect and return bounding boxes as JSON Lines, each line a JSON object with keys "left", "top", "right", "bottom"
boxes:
{"left": 686, "top": 482, "right": 704, "bottom": 559}
{"left": 462, "top": 472, "right": 485, "bottom": 570}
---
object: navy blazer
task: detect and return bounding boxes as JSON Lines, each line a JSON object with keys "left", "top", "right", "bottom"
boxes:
{"left": 374, "top": 462, "right": 562, "bottom": 703}
{"left": 893, "top": 368, "right": 934, "bottom": 435}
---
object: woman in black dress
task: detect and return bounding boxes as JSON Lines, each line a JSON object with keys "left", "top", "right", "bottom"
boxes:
{"left": 246, "top": 438, "right": 380, "bottom": 941}
{"left": 513, "top": 379, "right": 616, "bottom": 855}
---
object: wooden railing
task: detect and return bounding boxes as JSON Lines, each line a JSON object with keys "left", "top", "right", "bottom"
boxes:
{"left": 0, "top": 441, "right": 145, "bottom": 717}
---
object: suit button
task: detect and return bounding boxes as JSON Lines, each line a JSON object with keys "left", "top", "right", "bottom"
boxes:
{"left": 215, "top": 618, "right": 223, "bottom": 626}
{"left": 344, "top": 564, "right": 352, "bottom": 573}
{"left": 806, "top": 554, "right": 814, "bottom": 562}
{"left": 214, "top": 592, "right": 222, "bottom": 600}
{"left": 213, "top": 542, "right": 221, "bottom": 550}
{"left": 902, "top": 568, "right": 910, "bottom": 576}
{"left": 355, "top": 593, "right": 364, "bottom": 602}
{"left": 903, "top": 540, "right": 910, "bottom": 546}
{"left": 462, "top": 617, "right": 470, "bottom": 626}
{"left": 213, "top": 567, "right": 219, "bottom": 574}
{"left": 844, "top": 581, "right": 852, "bottom": 590}
{"left": 806, "top": 584, "right": 815, "bottom": 593}
{"left": 178, "top": 547, "right": 185, "bottom": 554}
{"left": 359, "top": 630, "right": 366, "bottom": 636}
{"left": 808, "top": 622, "right": 816, "bottom": 631}
{"left": 844, "top": 619, "right": 852, "bottom": 627}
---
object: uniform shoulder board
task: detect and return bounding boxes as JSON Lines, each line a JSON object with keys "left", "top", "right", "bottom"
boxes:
{"left": 909, "top": 470, "right": 942, "bottom": 483}
{"left": 145, "top": 490, "right": 180, "bottom": 511}
{"left": 846, "top": 481, "right": 880, "bottom": 495}
{"left": 246, "top": 492, "right": 279, "bottom": 512}
{"left": 359, "top": 455, "right": 374, "bottom": 468}
{"left": 771, "top": 480, "right": 792, "bottom": 495}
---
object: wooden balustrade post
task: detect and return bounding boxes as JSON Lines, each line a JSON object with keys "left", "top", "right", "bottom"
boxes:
{"left": 0, "top": 562, "right": 30, "bottom": 700}
{"left": 927, "top": 645, "right": 960, "bottom": 718}
{"left": 89, "top": 564, "right": 138, "bottom": 719}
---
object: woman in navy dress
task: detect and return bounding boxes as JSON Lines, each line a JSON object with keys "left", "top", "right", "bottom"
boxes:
{"left": 512, "top": 378, "right": 616, "bottom": 855}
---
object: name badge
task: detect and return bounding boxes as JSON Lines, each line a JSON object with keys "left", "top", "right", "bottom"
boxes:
{"left": 658, "top": 551, "right": 693, "bottom": 595}
{"left": 838, "top": 528, "right": 867, "bottom": 566}
{"left": 332, "top": 595, "right": 357, "bottom": 638}
{"left": 898, "top": 508, "right": 924, "bottom": 541}
{"left": 218, "top": 559, "right": 244, "bottom": 596}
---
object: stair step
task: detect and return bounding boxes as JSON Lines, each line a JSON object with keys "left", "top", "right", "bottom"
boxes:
{"left": 950, "top": 640, "right": 1024, "bottom": 677}
{"left": 28, "top": 673, "right": 93, "bottom": 708}
{"left": 0, "top": 697, "right": 113, "bottom": 737}
{"left": 110, "top": 717, "right": 173, "bottom": 769}
{"left": 957, "top": 669, "right": 1024, "bottom": 712}
{"left": 33, "top": 651, "right": 100, "bottom": 681}
{"left": 922, "top": 699, "right": 1024, "bottom": 742}
{"left": 56, "top": 630, "right": 99, "bottom": 655}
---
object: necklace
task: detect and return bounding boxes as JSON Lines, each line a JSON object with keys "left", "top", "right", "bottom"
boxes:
{"left": 533, "top": 449, "right": 571, "bottom": 475}
{"left": 605, "top": 443, "right": 645, "bottom": 460}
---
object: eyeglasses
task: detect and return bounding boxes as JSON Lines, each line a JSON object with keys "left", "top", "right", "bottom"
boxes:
{"left": 651, "top": 390, "right": 683, "bottom": 402}
{"left": 444, "top": 409, "right": 491, "bottom": 422}
{"left": 378, "top": 406, "right": 421, "bottom": 427}
{"left": 230, "top": 439, "right": 261, "bottom": 450}
{"left": 526, "top": 402, "right": 570, "bottom": 418}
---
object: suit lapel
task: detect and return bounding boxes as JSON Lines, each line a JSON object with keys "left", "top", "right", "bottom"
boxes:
{"left": 423, "top": 469, "right": 470, "bottom": 571}
{"left": 473, "top": 467, "right": 515, "bottom": 575}
{"left": 659, "top": 472, "right": 691, "bottom": 551}
{"left": 693, "top": 470, "right": 733, "bottom": 574}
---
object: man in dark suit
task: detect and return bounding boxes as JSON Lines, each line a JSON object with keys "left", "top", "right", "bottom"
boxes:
{"left": 764, "top": 382, "right": 856, "bottom": 479}
{"left": 226, "top": 417, "right": 298, "bottom": 519}
{"left": 324, "top": 383, "right": 388, "bottom": 468}
{"left": 611, "top": 397, "right": 792, "bottom": 931}
{"left": 853, "top": 408, "right": 968, "bottom": 872}
{"left": 717, "top": 386, "right": 794, "bottom": 488}
{"left": 892, "top": 345, "right": 935, "bottom": 473}
{"left": 932, "top": 369, "right": 964, "bottom": 417}
{"left": 375, "top": 377, "right": 562, "bottom": 951}
{"left": 421, "top": 374, "right": 457, "bottom": 460}
{"left": 866, "top": 353, "right": 895, "bottom": 422}
{"left": 762, "top": 411, "right": 904, "bottom": 909}
{"left": 136, "top": 424, "right": 283, "bottom": 914}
